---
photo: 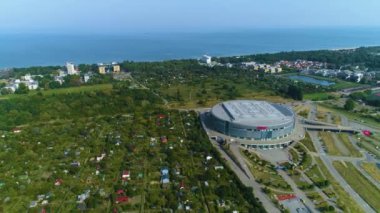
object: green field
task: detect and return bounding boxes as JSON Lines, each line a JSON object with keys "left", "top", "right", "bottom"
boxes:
{"left": 318, "top": 103, "right": 380, "bottom": 130}
{"left": 336, "top": 134, "right": 362, "bottom": 157}
{"left": 361, "top": 162, "right": 380, "bottom": 183}
{"left": 319, "top": 132, "right": 341, "bottom": 156}
{"left": 0, "top": 84, "right": 113, "bottom": 100}
{"left": 300, "top": 132, "right": 317, "bottom": 152}
{"left": 333, "top": 161, "right": 380, "bottom": 211}
{"left": 160, "top": 80, "right": 288, "bottom": 109}
{"left": 304, "top": 92, "right": 337, "bottom": 101}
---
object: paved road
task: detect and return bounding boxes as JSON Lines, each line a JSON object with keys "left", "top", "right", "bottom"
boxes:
{"left": 353, "top": 161, "right": 380, "bottom": 189}
{"left": 297, "top": 170, "right": 339, "bottom": 211}
{"left": 308, "top": 130, "right": 375, "bottom": 213}
{"left": 213, "top": 141, "right": 281, "bottom": 213}
{"left": 306, "top": 104, "right": 375, "bottom": 212}
{"left": 199, "top": 114, "right": 280, "bottom": 213}
{"left": 276, "top": 170, "right": 318, "bottom": 212}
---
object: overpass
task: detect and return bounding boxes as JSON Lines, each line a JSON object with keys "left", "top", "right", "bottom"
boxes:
{"left": 300, "top": 118, "right": 360, "bottom": 133}
{"left": 303, "top": 124, "right": 360, "bottom": 133}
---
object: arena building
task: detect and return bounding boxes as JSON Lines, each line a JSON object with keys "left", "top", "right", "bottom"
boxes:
{"left": 204, "top": 100, "right": 299, "bottom": 149}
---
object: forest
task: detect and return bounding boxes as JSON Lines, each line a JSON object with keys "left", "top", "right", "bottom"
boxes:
{"left": 216, "top": 47, "right": 380, "bottom": 70}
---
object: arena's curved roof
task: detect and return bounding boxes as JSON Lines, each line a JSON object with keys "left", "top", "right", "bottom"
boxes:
{"left": 210, "top": 100, "right": 294, "bottom": 127}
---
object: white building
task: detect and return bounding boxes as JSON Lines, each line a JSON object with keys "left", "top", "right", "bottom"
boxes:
{"left": 3, "top": 74, "right": 39, "bottom": 93}
{"left": 352, "top": 72, "right": 364, "bottom": 83}
{"left": 66, "top": 62, "right": 77, "bottom": 75}
{"left": 83, "top": 73, "right": 92, "bottom": 83}
{"left": 201, "top": 55, "right": 212, "bottom": 65}
{"left": 241, "top": 62, "right": 257, "bottom": 67}
{"left": 22, "top": 74, "right": 32, "bottom": 81}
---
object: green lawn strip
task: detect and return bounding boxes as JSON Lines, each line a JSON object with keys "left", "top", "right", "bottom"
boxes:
{"left": 305, "top": 191, "right": 333, "bottom": 212}
{"left": 336, "top": 133, "right": 362, "bottom": 157}
{"left": 319, "top": 132, "right": 341, "bottom": 156}
{"left": 294, "top": 144, "right": 313, "bottom": 170}
{"left": 361, "top": 162, "right": 380, "bottom": 183}
{"left": 333, "top": 161, "right": 380, "bottom": 211}
{"left": 289, "top": 148, "right": 299, "bottom": 163}
{"left": 304, "top": 92, "right": 337, "bottom": 101}
{"left": 305, "top": 165, "right": 327, "bottom": 184}
{"left": 300, "top": 132, "right": 317, "bottom": 152}
{"left": 314, "top": 158, "right": 364, "bottom": 213}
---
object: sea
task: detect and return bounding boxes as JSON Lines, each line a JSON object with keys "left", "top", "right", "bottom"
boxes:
{"left": 1, "top": 28, "right": 380, "bottom": 68}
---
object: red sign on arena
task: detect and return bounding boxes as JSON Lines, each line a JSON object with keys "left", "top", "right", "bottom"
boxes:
{"left": 257, "top": 126, "right": 268, "bottom": 130}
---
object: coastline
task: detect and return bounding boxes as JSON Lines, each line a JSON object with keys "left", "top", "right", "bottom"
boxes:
{"left": 1, "top": 45, "right": 379, "bottom": 70}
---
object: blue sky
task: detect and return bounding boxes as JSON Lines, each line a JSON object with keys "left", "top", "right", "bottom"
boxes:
{"left": 1, "top": 0, "right": 380, "bottom": 34}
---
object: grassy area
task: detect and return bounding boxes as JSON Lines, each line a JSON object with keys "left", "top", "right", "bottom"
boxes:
{"left": 336, "top": 133, "right": 362, "bottom": 157}
{"left": 305, "top": 165, "right": 326, "bottom": 184}
{"left": 357, "top": 137, "right": 380, "bottom": 159}
{"left": 319, "top": 103, "right": 380, "bottom": 130}
{"left": 294, "top": 104, "right": 310, "bottom": 118}
{"left": 241, "top": 150, "right": 292, "bottom": 191}
{"left": 294, "top": 144, "right": 313, "bottom": 170}
{"left": 164, "top": 83, "right": 288, "bottom": 109}
{"left": 361, "top": 162, "right": 380, "bottom": 183}
{"left": 306, "top": 191, "right": 333, "bottom": 212}
{"left": 300, "top": 132, "right": 317, "bottom": 152}
{"left": 314, "top": 158, "right": 364, "bottom": 213}
{"left": 333, "top": 161, "right": 380, "bottom": 211}
{"left": 319, "top": 132, "right": 341, "bottom": 156}
{"left": 304, "top": 92, "right": 337, "bottom": 101}
{"left": 0, "top": 84, "right": 113, "bottom": 100}
{"left": 331, "top": 114, "right": 341, "bottom": 125}
{"left": 315, "top": 105, "right": 333, "bottom": 122}
{"left": 289, "top": 148, "right": 299, "bottom": 163}
{"left": 43, "top": 84, "right": 113, "bottom": 95}
{"left": 289, "top": 172, "right": 314, "bottom": 191}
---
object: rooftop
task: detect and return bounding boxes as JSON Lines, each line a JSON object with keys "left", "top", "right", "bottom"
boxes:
{"left": 211, "top": 100, "right": 294, "bottom": 127}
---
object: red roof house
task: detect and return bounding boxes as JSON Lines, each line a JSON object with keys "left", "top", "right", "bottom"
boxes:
{"left": 116, "top": 196, "right": 129, "bottom": 204}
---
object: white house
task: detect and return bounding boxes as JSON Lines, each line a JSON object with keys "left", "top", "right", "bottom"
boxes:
{"left": 201, "top": 55, "right": 212, "bottom": 65}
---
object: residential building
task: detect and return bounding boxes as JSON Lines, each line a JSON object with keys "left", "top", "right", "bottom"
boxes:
{"left": 3, "top": 74, "right": 39, "bottom": 92}
{"left": 98, "top": 65, "right": 106, "bottom": 74}
{"left": 201, "top": 55, "right": 212, "bottom": 65}
{"left": 112, "top": 62, "right": 121, "bottom": 73}
{"left": 66, "top": 62, "right": 77, "bottom": 75}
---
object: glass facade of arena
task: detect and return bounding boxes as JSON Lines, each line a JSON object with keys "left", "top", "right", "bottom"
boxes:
{"left": 206, "top": 108, "right": 295, "bottom": 141}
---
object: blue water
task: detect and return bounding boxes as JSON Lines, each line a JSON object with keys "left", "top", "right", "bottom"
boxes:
{"left": 1, "top": 28, "right": 380, "bottom": 68}
{"left": 288, "top": 75, "right": 335, "bottom": 86}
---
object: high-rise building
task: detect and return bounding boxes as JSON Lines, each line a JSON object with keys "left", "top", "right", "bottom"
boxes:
{"left": 112, "top": 62, "right": 121, "bottom": 73}
{"left": 98, "top": 64, "right": 107, "bottom": 74}
{"left": 66, "top": 62, "right": 77, "bottom": 75}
